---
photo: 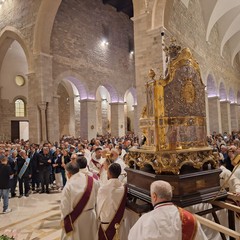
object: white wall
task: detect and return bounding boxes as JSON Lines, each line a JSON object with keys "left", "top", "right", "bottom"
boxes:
{"left": 0, "top": 41, "right": 28, "bottom": 102}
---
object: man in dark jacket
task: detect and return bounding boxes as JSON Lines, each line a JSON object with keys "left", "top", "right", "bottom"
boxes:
{"left": 8, "top": 150, "right": 18, "bottom": 198}
{"left": 39, "top": 147, "right": 52, "bottom": 193}
{"left": 17, "top": 150, "right": 32, "bottom": 198}
{"left": 0, "top": 156, "right": 12, "bottom": 213}
{"left": 29, "top": 144, "right": 40, "bottom": 192}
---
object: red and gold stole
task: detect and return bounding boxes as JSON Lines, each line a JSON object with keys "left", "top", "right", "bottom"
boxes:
{"left": 178, "top": 207, "right": 197, "bottom": 240}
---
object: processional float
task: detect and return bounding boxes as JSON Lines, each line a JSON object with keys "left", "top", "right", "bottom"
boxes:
{"left": 125, "top": 38, "right": 240, "bottom": 239}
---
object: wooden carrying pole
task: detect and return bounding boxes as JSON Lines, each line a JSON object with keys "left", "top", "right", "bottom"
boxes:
{"left": 211, "top": 201, "right": 240, "bottom": 214}
{"left": 195, "top": 215, "right": 240, "bottom": 240}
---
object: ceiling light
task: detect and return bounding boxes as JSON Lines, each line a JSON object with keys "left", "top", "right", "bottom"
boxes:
{"left": 101, "top": 39, "right": 109, "bottom": 46}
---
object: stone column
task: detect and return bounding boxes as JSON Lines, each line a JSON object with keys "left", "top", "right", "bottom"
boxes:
{"left": 27, "top": 72, "right": 41, "bottom": 143}
{"left": 220, "top": 100, "right": 231, "bottom": 133}
{"left": 80, "top": 99, "right": 97, "bottom": 140}
{"left": 47, "top": 95, "right": 60, "bottom": 143}
{"left": 110, "top": 103, "right": 125, "bottom": 137}
{"left": 133, "top": 104, "right": 139, "bottom": 135}
{"left": 208, "top": 97, "right": 222, "bottom": 134}
{"left": 38, "top": 102, "right": 47, "bottom": 143}
{"left": 29, "top": 53, "right": 53, "bottom": 143}
{"left": 230, "top": 103, "right": 239, "bottom": 131}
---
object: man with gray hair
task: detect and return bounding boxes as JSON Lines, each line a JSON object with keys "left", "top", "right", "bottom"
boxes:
{"left": 128, "top": 180, "right": 207, "bottom": 240}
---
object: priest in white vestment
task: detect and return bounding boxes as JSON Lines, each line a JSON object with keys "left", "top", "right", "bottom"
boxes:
{"left": 97, "top": 163, "right": 127, "bottom": 239}
{"left": 128, "top": 180, "right": 207, "bottom": 240}
{"left": 89, "top": 147, "right": 104, "bottom": 174}
{"left": 110, "top": 148, "right": 127, "bottom": 183}
{"left": 60, "top": 162, "right": 99, "bottom": 240}
{"left": 186, "top": 163, "right": 240, "bottom": 240}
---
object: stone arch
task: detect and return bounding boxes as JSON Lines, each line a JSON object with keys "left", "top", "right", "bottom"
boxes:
{"left": 219, "top": 81, "right": 227, "bottom": 100}
{"left": 124, "top": 88, "right": 137, "bottom": 132}
{"left": 132, "top": 0, "right": 173, "bottom": 30}
{"left": 54, "top": 71, "right": 88, "bottom": 100}
{"left": 97, "top": 83, "right": 119, "bottom": 103}
{"left": 33, "top": 0, "right": 62, "bottom": 54}
{"left": 0, "top": 26, "right": 33, "bottom": 71}
{"left": 124, "top": 87, "right": 137, "bottom": 105}
{"left": 151, "top": 0, "right": 174, "bottom": 29}
{"left": 229, "top": 88, "right": 235, "bottom": 103}
{"left": 206, "top": 74, "right": 217, "bottom": 97}
{"left": 13, "top": 95, "right": 27, "bottom": 104}
{"left": 56, "top": 79, "right": 80, "bottom": 138}
{"left": 96, "top": 85, "right": 111, "bottom": 102}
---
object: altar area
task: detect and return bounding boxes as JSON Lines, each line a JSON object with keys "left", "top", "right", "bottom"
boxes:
{"left": 125, "top": 39, "right": 240, "bottom": 240}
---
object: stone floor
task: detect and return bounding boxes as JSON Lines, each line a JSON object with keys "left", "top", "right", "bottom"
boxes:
{"left": 0, "top": 191, "right": 62, "bottom": 240}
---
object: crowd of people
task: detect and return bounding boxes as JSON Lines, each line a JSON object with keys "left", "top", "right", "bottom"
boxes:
{"left": 0, "top": 131, "right": 240, "bottom": 239}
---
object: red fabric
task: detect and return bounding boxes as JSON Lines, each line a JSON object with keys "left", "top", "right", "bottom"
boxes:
{"left": 91, "top": 159, "right": 102, "bottom": 170}
{"left": 64, "top": 175, "right": 93, "bottom": 234}
{"left": 178, "top": 207, "right": 197, "bottom": 240}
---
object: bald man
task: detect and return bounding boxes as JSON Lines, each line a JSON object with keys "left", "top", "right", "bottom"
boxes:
{"left": 128, "top": 180, "right": 207, "bottom": 240}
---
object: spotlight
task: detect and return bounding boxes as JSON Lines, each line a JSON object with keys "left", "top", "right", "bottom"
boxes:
{"left": 130, "top": 51, "right": 134, "bottom": 55}
{"left": 101, "top": 39, "right": 109, "bottom": 46}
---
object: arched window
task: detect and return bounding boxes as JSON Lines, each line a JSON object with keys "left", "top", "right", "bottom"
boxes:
{"left": 15, "top": 99, "right": 25, "bottom": 117}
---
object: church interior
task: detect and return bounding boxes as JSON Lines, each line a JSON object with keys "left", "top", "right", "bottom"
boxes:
{"left": 0, "top": 0, "right": 240, "bottom": 239}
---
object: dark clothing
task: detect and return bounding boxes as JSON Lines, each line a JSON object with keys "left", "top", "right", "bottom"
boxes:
{"left": 8, "top": 156, "right": 17, "bottom": 196}
{"left": 39, "top": 153, "right": 52, "bottom": 192}
{"left": 30, "top": 151, "right": 40, "bottom": 190}
{"left": 224, "top": 156, "right": 234, "bottom": 171}
{"left": 10, "top": 175, "right": 18, "bottom": 197}
{"left": 52, "top": 154, "right": 62, "bottom": 173}
{"left": 16, "top": 156, "right": 32, "bottom": 196}
{"left": 19, "top": 177, "right": 30, "bottom": 196}
{"left": 58, "top": 154, "right": 70, "bottom": 187}
{"left": 8, "top": 157, "right": 16, "bottom": 175}
{"left": 39, "top": 153, "right": 52, "bottom": 171}
{"left": 30, "top": 151, "right": 40, "bottom": 172}
{"left": 39, "top": 169, "right": 50, "bottom": 192}
{"left": 55, "top": 154, "right": 70, "bottom": 171}
{"left": 16, "top": 156, "right": 32, "bottom": 177}
{"left": 0, "top": 164, "right": 11, "bottom": 189}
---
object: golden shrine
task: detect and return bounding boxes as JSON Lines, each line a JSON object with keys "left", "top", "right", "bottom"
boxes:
{"left": 125, "top": 39, "right": 226, "bottom": 207}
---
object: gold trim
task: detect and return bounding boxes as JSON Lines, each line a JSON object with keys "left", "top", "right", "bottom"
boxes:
{"left": 126, "top": 148, "right": 218, "bottom": 175}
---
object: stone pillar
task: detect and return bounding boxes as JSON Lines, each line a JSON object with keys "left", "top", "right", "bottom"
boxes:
{"left": 69, "top": 96, "right": 75, "bottom": 136}
{"left": 220, "top": 100, "right": 231, "bottom": 133}
{"left": 208, "top": 97, "right": 222, "bottom": 134}
{"left": 27, "top": 72, "right": 41, "bottom": 143}
{"left": 80, "top": 99, "right": 97, "bottom": 140}
{"left": 38, "top": 102, "right": 47, "bottom": 143}
{"left": 133, "top": 104, "right": 139, "bottom": 135}
{"left": 205, "top": 91, "right": 210, "bottom": 136}
{"left": 110, "top": 103, "right": 125, "bottom": 137}
{"left": 230, "top": 103, "right": 239, "bottom": 131}
{"left": 47, "top": 95, "right": 60, "bottom": 143}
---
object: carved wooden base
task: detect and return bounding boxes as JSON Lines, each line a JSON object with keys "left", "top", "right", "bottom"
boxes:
{"left": 126, "top": 168, "right": 227, "bottom": 208}
{"left": 126, "top": 147, "right": 218, "bottom": 174}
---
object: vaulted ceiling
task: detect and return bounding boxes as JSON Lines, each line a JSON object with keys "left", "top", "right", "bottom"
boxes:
{"left": 104, "top": 0, "right": 240, "bottom": 66}
{"left": 102, "top": 0, "right": 133, "bottom": 18}
{"left": 182, "top": 0, "right": 240, "bottom": 66}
